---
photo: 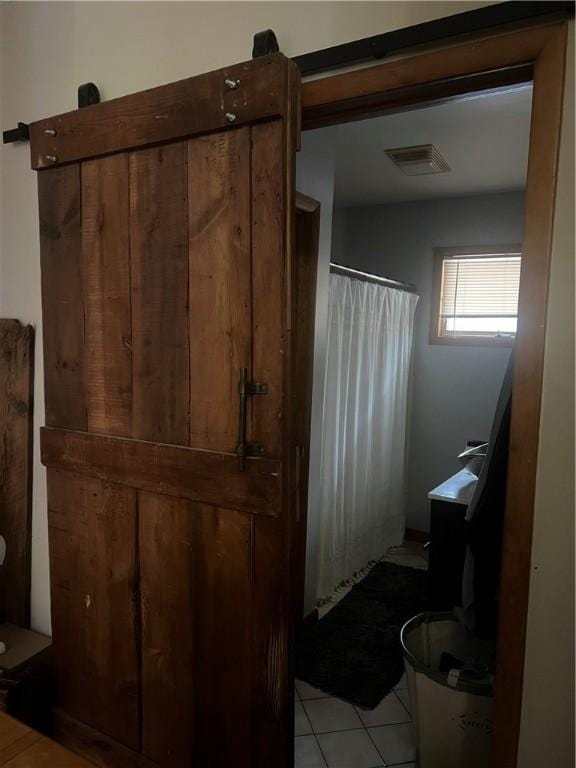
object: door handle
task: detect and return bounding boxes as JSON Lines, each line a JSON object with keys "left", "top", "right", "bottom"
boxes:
{"left": 237, "top": 367, "right": 267, "bottom": 471}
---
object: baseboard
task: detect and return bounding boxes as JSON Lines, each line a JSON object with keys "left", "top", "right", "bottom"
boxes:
{"left": 405, "top": 527, "right": 429, "bottom": 544}
{"left": 50, "top": 709, "right": 159, "bottom": 768}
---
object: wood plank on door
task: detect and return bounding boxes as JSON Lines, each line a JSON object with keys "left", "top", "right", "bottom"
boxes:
{"left": 187, "top": 128, "right": 251, "bottom": 453}
{"left": 251, "top": 514, "right": 293, "bottom": 768}
{"left": 130, "top": 143, "right": 190, "bottom": 445}
{"left": 139, "top": 492, "right": 194, "bottom": 766}
{"left": 82, "top": 154, "right": 132, "bottom": 437}
{"left": 251, "top": 121, "right": 285, "bottom": 459}
{"left": 139, "top": 493, "right": 252, "bottom": 767}
{"left": 38, "top": 165, "right": 85, "bottom": 430}
{"left": 47, "top": 470, "right": 140, "bottom": 750}
{"left": 247, "top": 118, "right": 295, "bottom": 768}
{"left": 190, "top": 502, "right": 253, "bottom": 768}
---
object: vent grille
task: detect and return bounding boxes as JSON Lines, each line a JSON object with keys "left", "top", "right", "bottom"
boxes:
{"left": 384, "top": 144, "right": 451, "bottom": 176}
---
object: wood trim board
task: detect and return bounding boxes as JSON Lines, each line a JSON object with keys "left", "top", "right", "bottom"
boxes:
{"left": 301, "top": 22, "right": 560, "bottom": 125}
{"left": 40, "top": 427, "right": 281, "bottom": 516}
{"left": 301, "top": 21, "right": 569, "bottom": 768}
{"left": 29, "top": 55, "right": 287, "bottom": 170}
{"left": 491, "top": 24, "right": 568, "bottom": 767}
{"left": 293, "top": 195, "right": 320, "bottom": 639}
{"left": 0, "top": 320, "right": 34, "bottom": 628}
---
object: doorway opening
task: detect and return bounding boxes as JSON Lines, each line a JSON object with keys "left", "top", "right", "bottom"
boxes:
{"left": 293, "top": 79, "right": 532, "bottom": 768}
{"left": 288, "top": 19, "right": 561, "bottom": 765}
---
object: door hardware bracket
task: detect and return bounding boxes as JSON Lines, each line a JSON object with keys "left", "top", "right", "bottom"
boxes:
{"left": 3, "top": 122, "right": 29, "bottom": 145}
{"left": 252, "top": 29, "right": 280, "bottom": 58}
{"left": 3, "top": 82, "right": 101, "bottom": 144}
{"left": 244, "top": 381, "right": 268, "bottom": 396}
{"left": 78, "top": 82, "right": 101, "bottom": 108}
{"left": 244, "top": 442, "right": 266, "bottom": 458}
{"left": 237, "top": 368, "right": 268, "bottom": 470}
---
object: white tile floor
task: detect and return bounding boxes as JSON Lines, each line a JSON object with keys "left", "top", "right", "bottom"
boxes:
{"left": 295, "top": 676, "right": 416, "bottom": 768}
{"left": 295, "top": 542, "right": 426, "bottom": 767}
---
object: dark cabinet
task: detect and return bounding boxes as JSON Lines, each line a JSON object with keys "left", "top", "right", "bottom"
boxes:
{"left": 426, "top": 469, "right": 477, "bottom": 611}
{"left": 427, "top": 499, "right": 468, "bottom": 610}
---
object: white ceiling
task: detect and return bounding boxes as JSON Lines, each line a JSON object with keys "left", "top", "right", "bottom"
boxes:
{"left": 333, "top": 84, "right": 533, "bottom": 207}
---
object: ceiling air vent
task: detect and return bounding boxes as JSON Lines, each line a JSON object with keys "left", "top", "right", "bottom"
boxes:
{"left": 384, "top": 144, "right": 451, "bottom": 176}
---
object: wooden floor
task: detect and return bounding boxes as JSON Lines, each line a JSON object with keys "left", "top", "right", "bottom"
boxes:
{"left": 0, "top": 712, "right": 94, "bottom": 767}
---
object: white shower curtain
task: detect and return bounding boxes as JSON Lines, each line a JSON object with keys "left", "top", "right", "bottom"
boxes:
{"left": 317, "top": 273, "right": 418, "bottom": 598}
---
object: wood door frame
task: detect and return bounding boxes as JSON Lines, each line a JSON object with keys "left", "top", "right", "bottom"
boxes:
{"left": 293, "top": 193, "right": 321, "bottom": 635}
{"left": 299, "top": 20, "right": 568, "bottom": 768}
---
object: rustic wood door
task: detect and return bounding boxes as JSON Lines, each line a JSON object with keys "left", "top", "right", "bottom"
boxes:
{"left": 31, "top": 54, "right": 308, "bottom": 768}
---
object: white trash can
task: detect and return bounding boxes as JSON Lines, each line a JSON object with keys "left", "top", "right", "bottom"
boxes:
{"left": 400, "top": 612, "right": 494, "bottom": 768}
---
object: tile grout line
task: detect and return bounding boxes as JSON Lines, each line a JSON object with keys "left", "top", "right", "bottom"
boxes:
{"left": 314, "top": 725, "right": 388, "bottom": 768}
{"left": 298, "top": 695, "right": 330, "bottom": 701}
{"left": 297, "top": 699, "right": 315, "bottom": 737}
{"left": 293, "top": 732, "right": 329, "bottom": 768}
{"left": 365, "top": 722, "right": 417, "bottom": 767}
{"left": 392, "top": 690, "right": 411, "bottom": 718}
{"left": 301, "top": 700, "right": 364, "bottom": 735}
{"left": 313, "top": 728, "right": 331, "bottom": 768}
{"left": 365, "top": 722, "right": 390, "bottom": 766}
{"left": 315, "top": 726, "right": 386, "bottom": 768}
{"left": 300, "top": 698, "right": 412, "bottom": 734}
{"left": 301, "top": 720, "right": 417, "bottom": 760}
{"left": 354, "top": 693, "right": 412, "bottom": 727}
{"left": 306, "top": 725, "right": 370, "bottom": 737}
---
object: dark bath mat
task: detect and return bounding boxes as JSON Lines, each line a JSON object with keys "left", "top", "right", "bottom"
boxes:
{"left": 296, "top": 561, "right": 428, "bottom": 709}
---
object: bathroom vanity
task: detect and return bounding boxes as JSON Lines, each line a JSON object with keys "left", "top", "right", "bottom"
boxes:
{"left": 427, "top": 469, "right": 478, "bottom": 609}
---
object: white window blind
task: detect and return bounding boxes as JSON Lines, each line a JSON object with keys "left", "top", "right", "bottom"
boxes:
{"left": 439, "top": 252, "right": 521, "bottom": 338}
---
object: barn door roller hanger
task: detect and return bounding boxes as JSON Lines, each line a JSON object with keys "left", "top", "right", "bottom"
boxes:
{"left": 2, "top": 81, "right": 100, "bottom": 145}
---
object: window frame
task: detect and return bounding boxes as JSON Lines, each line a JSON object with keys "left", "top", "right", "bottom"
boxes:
{"left": 430, "top": 244, "right": 523, "bottom": 347}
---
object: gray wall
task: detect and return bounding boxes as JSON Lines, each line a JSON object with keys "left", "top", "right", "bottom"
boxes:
{"left": 333, "top": 191, "right": 525, "bottom": 531}
{"left": 296, "top": 128, "right": 337, "bottom": 614}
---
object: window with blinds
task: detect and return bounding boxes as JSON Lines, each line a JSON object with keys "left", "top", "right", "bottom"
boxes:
{"left": 431, "top": 246, "right": 522, "bottom": 345}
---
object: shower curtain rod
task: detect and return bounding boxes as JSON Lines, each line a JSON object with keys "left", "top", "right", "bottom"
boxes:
{"left": 330, "top": 263, "right": 417, "bottom": 294}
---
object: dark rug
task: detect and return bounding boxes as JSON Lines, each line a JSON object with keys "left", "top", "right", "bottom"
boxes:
{"left": 296, "top": 561, "right": 428, "bottom": 709}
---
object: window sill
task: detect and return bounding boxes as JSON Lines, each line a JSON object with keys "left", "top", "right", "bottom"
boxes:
{"left": 429, "top": 334, "right": 515, "bottom": 348}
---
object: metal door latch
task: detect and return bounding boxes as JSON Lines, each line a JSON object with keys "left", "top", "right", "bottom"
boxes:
{"left": 237, "top": 368, "right": 267, "bottom": 470}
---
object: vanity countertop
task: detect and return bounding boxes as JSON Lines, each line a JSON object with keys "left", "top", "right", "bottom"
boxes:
{"left": 428, "top": 468, "right": 478, "bottom": 506}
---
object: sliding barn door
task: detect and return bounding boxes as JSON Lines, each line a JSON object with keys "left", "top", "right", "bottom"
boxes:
{"left": 32, "top": 54, "right": 303, "bottom": 768}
